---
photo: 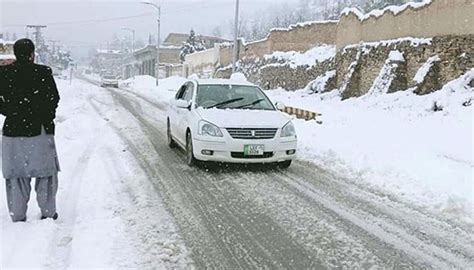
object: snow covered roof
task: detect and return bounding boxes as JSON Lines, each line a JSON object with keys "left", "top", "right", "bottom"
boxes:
{"left": 96, "top": 49, "right": 122, "bottom": 54}
{"left": 164, "top": 33, "right": 231, "bottom": 46}
{"left": 341, "top": 0, "right": 432, "bottom": 22}
{"left": 0, "top": 54, "right": 15, "bottom": 60}
{"left": 0, "top": 39, "right": 14, "bottom": 45}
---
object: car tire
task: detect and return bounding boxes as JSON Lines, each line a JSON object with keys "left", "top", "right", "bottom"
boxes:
{"left": 277, "top": 160, "right": 292, "bottom": 169}
{"left": 167, "top": 120, "right": 177, "bottom": 148}
{"left": 186, "top": 132, "right": 197, "bottom": 166}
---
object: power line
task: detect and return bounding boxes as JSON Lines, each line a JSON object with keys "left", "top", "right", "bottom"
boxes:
{"left": 3, "top": 13, "right": 153, "bottom": 27}
{"left": 3, "top": 2, "right": 234, "bottom": 28}
{"left": 48, "top": 13, "right": 153, "bottom": 26}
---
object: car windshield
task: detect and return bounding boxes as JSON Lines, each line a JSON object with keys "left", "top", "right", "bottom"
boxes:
{"left": 196, "top": 85, "right": 275, "bottom": 110}
{"left": 103, "top": 76, "right": 115, "bottom": 80}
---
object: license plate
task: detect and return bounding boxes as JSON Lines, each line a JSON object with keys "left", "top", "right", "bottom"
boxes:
{"left": 244, "top": 145, "right": 264, "bottom": 156}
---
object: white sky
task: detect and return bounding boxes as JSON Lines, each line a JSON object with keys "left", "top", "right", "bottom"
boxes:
{"left": 0, "top": 0, "right": 298, "bottom": 59}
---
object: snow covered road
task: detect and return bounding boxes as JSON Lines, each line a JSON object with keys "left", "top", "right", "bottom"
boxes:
{"left": 2, "top": 77, "right": 472, "bottom": 269}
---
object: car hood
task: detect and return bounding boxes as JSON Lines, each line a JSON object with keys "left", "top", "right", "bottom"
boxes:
{"left": 196, "top": 107, "right": 291, "bottom": 128}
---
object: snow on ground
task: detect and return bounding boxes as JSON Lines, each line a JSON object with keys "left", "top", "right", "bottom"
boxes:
{"left": 120, "top": 75, "right": 185, "bottom": 102}
{"left": 117, "top": 73, "right": 473, "bottom": 222}
{"left": 267, "top": 71, "right": 473, "bottom": 221}
{"left": 264, "top": 45, "right": 335, "bottom": 68}
{"left": 0, "top": 76, "right": 189, "bottom": 268}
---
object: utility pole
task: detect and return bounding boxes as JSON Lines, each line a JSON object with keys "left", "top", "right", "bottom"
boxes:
{"left": 26, "top": 25, "right": 47, "bottom": 46}
{"left": 26, "top": 25, "right": 47, "bottom": 63}
{"left": 122, "top": 27, "right": 136, "bottom": 79}
{"left": 121, "top": 28, "right": 136, "bottom": 53}
{"left": 232, "top": 0, "right": 240, "bottom": 73}
{"left": 141, "top": 0, "right": 161, "bottom": 87}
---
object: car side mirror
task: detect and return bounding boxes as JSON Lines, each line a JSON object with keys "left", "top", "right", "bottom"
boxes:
{"left": 175, "top": 99, "right": 191, "bottom": 110}
{"left": 275, "top": 101, "right": 286, "bottom": 111}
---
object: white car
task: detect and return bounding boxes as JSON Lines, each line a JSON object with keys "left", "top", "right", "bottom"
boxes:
{"left": 166, "top": 79, "right": 297, "bottom": 168}
{"left": 100, "top": 75, "right": 119, "bottom": 88}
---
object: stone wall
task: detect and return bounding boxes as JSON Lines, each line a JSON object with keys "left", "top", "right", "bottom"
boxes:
{"left": 337, "top": 0, "right": 474, "bottom": 49}
{"left": 216, "top": 55, "right": 335, "bottom": 91}
{"left": 196, "top": 0, "right": 474, "bottom": 100}
{"left": 337, "top": 35, "right": 474, "bottom": 99}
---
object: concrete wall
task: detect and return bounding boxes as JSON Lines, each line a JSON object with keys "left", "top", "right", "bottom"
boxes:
{"left": 337, "top": 0, "right": 474, "bottom": 49}
{"left": 183, "top": 42, "right": 242, "bottom": 77}
{"left": 218, "top": 45, "right": 235, "bottom": 67}
{"left": 184, "top": 47, "right": 218, "bottom": 78}
{"left": 160, "top": 47, "right": 181, "bottom": 64}
{"left": 243, "top": 21, "right": 338, "bottom": 59}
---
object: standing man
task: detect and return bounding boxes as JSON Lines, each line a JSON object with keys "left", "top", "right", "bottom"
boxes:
{"left": 0, "top": 39, "right": 60, "bottom": 222}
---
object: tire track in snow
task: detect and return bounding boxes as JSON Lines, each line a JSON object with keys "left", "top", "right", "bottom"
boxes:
{"left": 46, "top": 139, "right": 97, "bottom": 269}
{"left": 269, "top": 171, "right": 471, "bottom": 268}
{"left": 103, "top": 89, "right": 321, "bottom": 269}
{"left": 79, "top": 78, "right": 473, "bottom": 269}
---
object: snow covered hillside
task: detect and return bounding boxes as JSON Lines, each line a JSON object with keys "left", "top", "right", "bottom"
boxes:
{"left": 267, "top": 70, "right": 473, "bottom": 220}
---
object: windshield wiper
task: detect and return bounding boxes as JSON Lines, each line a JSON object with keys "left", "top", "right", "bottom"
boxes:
{"left": 207, "top": 97, "right": 244, "bottom": 109}
{"left": 234, "top": 99, "right": 265, "bottom": 109}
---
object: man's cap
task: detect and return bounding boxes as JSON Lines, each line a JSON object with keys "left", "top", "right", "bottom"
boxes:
{"left": 14, "top": 38, "right": 35, "bottom": 61}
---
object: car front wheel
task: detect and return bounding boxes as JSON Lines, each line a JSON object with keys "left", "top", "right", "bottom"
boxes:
{"left": 186, "top": 132, "right": 197, "bottom": 166}
{"left": 167, "top": 120, "right": 177, "bottom": 148}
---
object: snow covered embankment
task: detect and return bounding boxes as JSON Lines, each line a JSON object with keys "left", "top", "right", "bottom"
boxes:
{"left": 268, "top": 70, "right": 473, "bottom": 222}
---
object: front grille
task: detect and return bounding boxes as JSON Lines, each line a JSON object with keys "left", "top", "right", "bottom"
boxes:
{"left": 226, "top": 128, "right": 278, "bottom": 140}
{"left": 231, "top": 152, "right": 274, "bottom": 159}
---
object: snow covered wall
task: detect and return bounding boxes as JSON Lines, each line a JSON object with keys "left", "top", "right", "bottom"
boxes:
{"left": 243, "top": 21, "right": 338, "bottom": 59}
{"left": 337, "top": 0, "right": 474, "bottom": 49}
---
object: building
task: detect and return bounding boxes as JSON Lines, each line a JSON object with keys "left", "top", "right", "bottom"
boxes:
{"left": 90, "top": 49, "right": 124, "bottom": 76}
{"left": 121, "top": 32, "right": 231, "bottom": 80}
{"left": 0, "top": 38, "right": 15, "bottom": 66}
{"left": 121, "top": 44, "right": 183, "bottom": 79}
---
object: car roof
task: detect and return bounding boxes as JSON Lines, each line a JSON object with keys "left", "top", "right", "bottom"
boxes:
{"left": 193, "top": 78, "right": 256, "bottom": 87}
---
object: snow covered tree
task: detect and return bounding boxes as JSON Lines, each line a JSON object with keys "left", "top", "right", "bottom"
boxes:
{"left": 180, "top": 29, "right": 206, "bottom": 62}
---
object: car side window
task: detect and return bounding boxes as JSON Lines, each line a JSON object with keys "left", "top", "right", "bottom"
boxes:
{"left": 176, "top": 84, "right": 188, "bottom": 100}
{"left": 184, "top": 82, "right": 194, "bottom": 102}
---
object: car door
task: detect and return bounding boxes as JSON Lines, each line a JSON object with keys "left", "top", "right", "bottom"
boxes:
{"left": 170, "top": 83, "right": 188, "bottom": 143}
{"left": 176, "top": 82, "right": 195, "bottom": 144}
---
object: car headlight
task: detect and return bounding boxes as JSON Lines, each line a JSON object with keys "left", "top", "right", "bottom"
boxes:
{"left": 281, "top": 121, "right": 296, "bottom": 137}
{"left": 199, "top": 120, "right": 223, "bottom": 137}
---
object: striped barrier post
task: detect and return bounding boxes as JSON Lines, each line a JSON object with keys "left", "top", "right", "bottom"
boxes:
{"left": 280, "top": 106, "right": 323, "bottom": 124}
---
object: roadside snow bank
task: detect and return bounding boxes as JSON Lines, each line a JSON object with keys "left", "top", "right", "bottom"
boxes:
{"left": 120, "top": 75, "right": 186, "bottom": 102}
{"left": 267, "top": 71, "right": 473, "bottom": 220}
